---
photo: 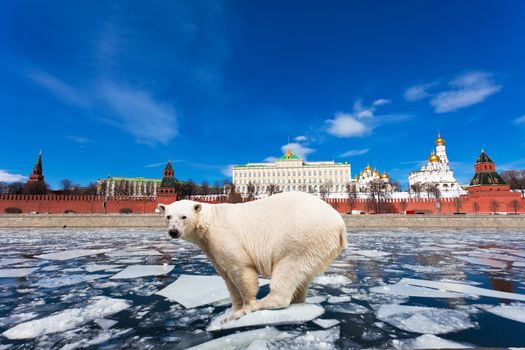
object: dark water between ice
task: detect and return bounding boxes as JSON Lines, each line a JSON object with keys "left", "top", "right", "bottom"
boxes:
{"left": 0, "top": 228, "right": 524, "bottom": 349}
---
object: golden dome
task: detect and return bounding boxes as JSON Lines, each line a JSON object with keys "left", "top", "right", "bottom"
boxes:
{"left": 365, "top": 164, "right": 372, "bottom": 171}
{"left": 381, "top": 172, "right": 389, "bottom": 179}
{"left": 436, "top": 131, "right": 445, "bottom": 146}
{"left": 374, "top": 169, "right": 380, "bottom": 176}
{"left": 428, "top": 151, "right": 441, "bottom": 163}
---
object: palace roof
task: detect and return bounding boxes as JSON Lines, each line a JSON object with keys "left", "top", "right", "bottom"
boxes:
{"left": 469, "top": 171, "right": 507, "bottom": 186}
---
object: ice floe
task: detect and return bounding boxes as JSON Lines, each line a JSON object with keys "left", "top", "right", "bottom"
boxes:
{"left": 94, "top": 318, "right": 118, "bottom": 329}
{"left": 392, "top": 334, "right": 473, "bottom": 349}
{"left": 34, "top": 249, "right": 111, "bottom": 261}
{"left": 2, "top": 297, "right": 130, "bottom": 339}
{"left": 34, "top": 274, "right": 108, "bottom": 288}
{"left": 479, "top": 303, "right": 525, "bottom": 323}
{"left": 327, "top": 296, "right": 351, "bottom": 304}
{"left": 0, "top": 258, "right": 35, "bottom": 266}
{"left": 155, "top": 274, "right": 269, "bottom": 308}
{"left": 109, "top": 264, "right": 173, "bottom": 279}
{"left": 207, "top": 303, "right": 325, "bottom": 331}
{"left": 0, "top": 267, "right": 38, "bottom": 278}
{"left": 370, "top": 281, "right": 466, "bottom": 299}
{"left": 350, "top": 250, "right": 391, "bottom": 258}
{"left": 187, "top": 327, "right": 288, "bottom": 350}
{"left": 400, "top": 278, "right": 525, "bottom": 301}
{"left": 306, "top": 295, "right": 326, "bottom": 304}
{"left": 325, "top": 303, "right": 370, "bottom": 314}
{"left": 84, "top": 264, "right": 123, "bottom": 273}
{"left": 456, "top": 256, "right": 507, "bottom": 269}
{"left": 313, "top": 274, "right": 352, "bottom": 286}
{"left": 107, "top": 249, "right": 162, "bottom": 257}
{"left": 376, "top": 304, "right": 475, "bottom": 334}
{"left": 313, "top": 318, "right": 340, "bottom": 329}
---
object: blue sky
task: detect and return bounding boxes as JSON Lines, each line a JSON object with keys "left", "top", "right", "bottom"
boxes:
{"left": 1, "top": 1, "right": 524, "bottom": 189}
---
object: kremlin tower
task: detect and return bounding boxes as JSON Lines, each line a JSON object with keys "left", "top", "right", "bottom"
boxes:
{"left": 157, "top": 160, "right": 177, "bottom": 201}
{"left": 27, "top": 151, "right": 44, "bottom": 184}
{"left": 468, "top": 151, "right": 510, "bottom": 193}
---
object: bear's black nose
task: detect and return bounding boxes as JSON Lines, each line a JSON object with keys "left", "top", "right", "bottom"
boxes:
{"left": 168, "top": 228, "right": 180, "bottom": 239}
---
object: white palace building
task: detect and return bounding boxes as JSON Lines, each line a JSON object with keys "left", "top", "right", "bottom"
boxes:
{"left": 232, "top": 149, "right": 351, "bottom": 196}
{"left": 408, "top": 132, "right": 466, "bottom": 198}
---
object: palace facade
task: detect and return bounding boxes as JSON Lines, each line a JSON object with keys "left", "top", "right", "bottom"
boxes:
{"left": 232, "top": 149, "right": 351, "bottom": 196}
{"left": 408, "top": 132, "right": 466, "bottom": 198}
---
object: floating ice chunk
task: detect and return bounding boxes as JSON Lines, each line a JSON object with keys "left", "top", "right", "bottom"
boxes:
{"left": 0, "top": 267, "right": 38, "bottom": 278}
{"left": 2, "top": 297, "right": 130, "bottom": 340}
{"left": 34, "top": 274, "right": 108, "bottom": 288}
{"left": 187, "top": 327, "right": 287, "bottom": 350}
{"left": 109, "top": 265, "right": 173, "bottom": 279}
{"left": 351, "top": 250, "right": 391, "bottom": 258}
{"left": 325, "top": 303, "right": 370, "bottom": 314}
{"left": 501, "top": 249, "right": 525, "bottom": 258}
{"left": 313, "top": 274, "right": 352, "bottom": 286}
{"left": 246, "top": 339, "right": 269, "bottom": 350}
{"left": 84, "top": 264, "right": 123, "bottom": 273}
{"left": 0, "top": 258, "right": 34, "bottom": 266}
{"left": 94, "top": 318, "right": 118, "bottom": 329}
{"left": 327, "top": 296, "right": 351, "bottom": 304}
{"left": 514, "top": 262, "right": 525, "bottom": 268}
{"left": 313, "top": 318, "right": 340, "bottom": 329}
{"left": 400, "top": 278, "right": 525, "bottom": 302}
{"left": 370, "top": 282, "right": 465, "bottom": 299}
{"left": 392, "top": 334, "right": 473, "bottom": 349}
{"left": 402, "top": 264, "right": 443, "bottom": 273}
{"left": 480, "top": 303, "right": 525, "bottom": 323}
{"left": 107, "top": 249, "right": 162, "bottom": 257}
{"left": 34, "top": 249, "right": 110, "bottom": 261}
{"left": 155, "top": 274, "right": 269, "bottom": 308}
{"left": 469, "top": 251, "right": 525, "bottom": 262}
{"left": 288, "top": 327, "right": 340, "bottom": 348}
{"left": 376, "top": 304, "right": 475, "bottom": 334}
{"left": 306, "top": 296, "right": 326, "bottom": 304}
{"left": 207, "top": 303, "right": 325, "bottom": 331}
{"left": 456, "top": 256, "right": 507, "bottom": 269}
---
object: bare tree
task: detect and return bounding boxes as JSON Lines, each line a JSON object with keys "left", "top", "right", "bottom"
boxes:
{"left": 510, "top": 199, "right": 521, "bottom": 214}
{"left": 410, "top": 183, "right": 423, "bottom": 198}
{"left": 0, "top": 182, "right": 9, "bottom": 194}
{"left": 501, "top": 170, "right": 525, "bottom": 191}
{"left": 246, "top": 182, "right": 256, "bottom": 200}
{"left": 454, "top": 197, "right": 462, "bottom": 214}
{"left": 489, "top": 199, "right": 500, "bottom": 214}
{"left": 82, "top": 182, "right": 98, "bottom": 196}
{"left": 8, "top": 182, "right": 25, "bottom": 194}
{"left": 345, "top": 182, "right": 358, "bottom": 212}
{"left": 390, "top": 180, "right": 401, "bottom": 192}
{"left": 472, "top": 201, "right": 480, "bottom": 214}
{"left": 367, "top": 179, "right": 389, "bottom": 213}
{"left": 60, "top": 179, "right": 76, "bottom": 194}
{"left": 319, "top": 183, "right": 329, "bottom": 199}
{"left": 23, "top": 181, "right": 49, "bottom": 195}
{"left": 266, "top": 183, "right": 278, "bottom": 196}
{"left": 425, "top": 183, "right": 441, "bottom": 199}
{"left": 227, "top": 184, "right": 243, "bottom": 203}
{"left": 200, "top": 181, "right": 210, "bottom": 196}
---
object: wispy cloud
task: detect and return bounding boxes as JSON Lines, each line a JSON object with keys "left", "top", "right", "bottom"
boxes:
{"left": 264, "top": 156, "right": 278, "bottom": 162}
{"left": 326, "top": 113, "right": 368, "bottom": 137}
{"left": 99, "top": 82, "right": 178, "bottom": 146}
{"left": 67, "top": 135, "right": 93, "bottom": 146}
{"left": 513, "top": 115, "right": 525, "bottom": 124}
{"left": 338, "top": 148, "right": 370, "bottom": 158}
{"left": 145, "top": 160, "right": 183, "bottom": 168}
{"left": 221, "top": 164, "right": 234, "bottom": 177}
{"left": 294, "top": 135, "right": 307, "bottom": 142}
{"left": 405, "top": 72, "right": 501, "bottom": 113}
{"left": 0, "top": 170, "right": 27, "bottom": 183}
{"left": 26, "top": 70, "right": 90, "bottom": 107}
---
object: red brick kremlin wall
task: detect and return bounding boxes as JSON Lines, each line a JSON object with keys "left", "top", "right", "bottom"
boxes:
{"left": 2, "top": 193, "right": 524, "bottom": 214}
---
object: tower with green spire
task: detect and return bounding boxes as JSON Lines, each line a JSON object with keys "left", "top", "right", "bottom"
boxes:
{"left": 157, "top": 160, "right": 177, "bottom": 200}
{"left": 27, "top": 151, "right": 44, "bottom": 183}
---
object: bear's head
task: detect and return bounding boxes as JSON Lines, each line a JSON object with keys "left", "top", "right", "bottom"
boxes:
{"left": 157, "top": 200, "right": 203, "bottom": 242}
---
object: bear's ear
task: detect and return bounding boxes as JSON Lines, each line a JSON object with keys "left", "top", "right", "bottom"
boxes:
{"left": 193, "top": 203, "right": 202, "bottom": 213}
{"left": 157, "top": 204, "right": 166, "bottom": 214}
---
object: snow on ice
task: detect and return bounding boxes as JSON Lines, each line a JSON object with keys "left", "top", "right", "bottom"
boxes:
{"left": 207, "top": 303, "right": 325, "bottom": 331}
{"left": 392, "top": 334, "right": 473, "bottom": 349}
{"left": 370, "top": 281, "right": 466, "bottom": 299}
{"left": 0, "top": 267, "right": 38, "bottom": 278}
{"left": 313, "top": 318, "right": 340, "bottom": 329}
{"left": 187, "top": 327, "right": 288, "bottom": 350}
{"left": 34, "top": 249, "right": 111, "bottom": 261}
{"left": 479, "top": 303, "right": 525, "bottom": 323}
{"left": 109, "top": 265, "right": 174, "bottom": 279}
{"left": 84, "top": 264, "right": 123, "bottom": 273}
{"left": 34, "top": 274, "right": 109, "bottom": 288}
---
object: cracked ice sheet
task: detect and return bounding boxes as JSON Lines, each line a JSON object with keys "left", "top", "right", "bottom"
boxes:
{"left": 0, "top": 258, "right": 35, "bottom": 266}
{"left": 376, "top": 304, "right": 475, "bottom": 335}
{"left": 468, "top": 251, "right": 525, "bottom": 262}
{"left": 392, "top": 334, "right": 473, "bottom": 349}
{"left": 350, "top": 250, "right": 391, "bottom": 258}
{"left": 313, "top": 318, "right": 340, "bottom": 329}
{"left": 207, "top": 304, "right": 325, "bottom": 331}
{"left": 400, "top": 278, "right": 525, "bottom": 302}
{"left": 155, "top": 274, "right": 269, "bottom": 308}
{"left": 109, "top": 265, "right": 174, "bottom": 279}
{"left": 480, "top": 303, "right": 525, "bottom": 323}
{"left": 187, "top": 327, "right": 288, "bottom": 350}
{"left": 34, "top": 249, "right": 111, "bottom": 261}
{"left": 34, "top": 274, "right": 109, "bottom": 288}
{"left": 0, "top": 267, "right": 39, "bottom": 278}
{"left": 369, "top": 281, "right": 466, "bottom": 298}
{"left": 2, "top": 297, "right": 130, "bottom": 340}
{"left": 107, "top": 249, "right": 162, "bottom": 257}
{"left": 456, "top": 256, "right": 507, "bottom": 269}
{"left": 313, "top": 274, "right": 352, "bottom": 286}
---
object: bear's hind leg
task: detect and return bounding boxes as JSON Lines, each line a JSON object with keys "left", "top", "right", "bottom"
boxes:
{"left": 222, "top": 267, "right": 259, "bottom": 323}
{"left": 291, "top": 280, "right": 310, "bottom": 304}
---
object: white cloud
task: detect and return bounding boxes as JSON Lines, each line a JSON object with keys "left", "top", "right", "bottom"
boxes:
{"left": 338, "top": 148, "right": 370, "bottom": 157}
{"left": 27, "top": 70, "right": 90, "bottom": 107}
{"left": 431, "top": 72, "right": 501, "bottom": 113}
{"left": 294, "top": 135, "right": 307, "bottom": 142}
{"left": 0, "top": 170, "right": 26, "bottom": 183}
{"left": 373, "top": 98, "right": 391, "bottom": 106}
{"left": 513, "top": 115, "right": 525, "bottom": 124}
{"left": 280, "top": 142, "right": 315, "bottom": 159}
{"left": 326, "top": 113, "right": 368, "bottom": 137}
{"left": 404, "top": 83, "right": 434, "bottom": 101}
{"left": 264, "top": 156, "right": 278, "bottom": 162}
{"left": 99, "top": 82, "right": 178, "bottom": 146}
{"left": 67, "top": 135, "right": 93, "bottom": 145}
{"left": 221, "top": 164, "right": 234, "bottom": 177}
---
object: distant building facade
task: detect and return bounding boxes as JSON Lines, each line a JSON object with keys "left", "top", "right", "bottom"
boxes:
{"left": 408, "top": 132, "right": 465, "bottom": 198}
{"left": 232, "top": 149, "right": 351, "bottom": 196}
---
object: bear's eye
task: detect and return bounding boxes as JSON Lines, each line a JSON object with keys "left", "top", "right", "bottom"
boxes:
{"left": 166, "top": 215, "right": 172, "bottom": 220}
{"left": 181, "top": 215, "right": 187, "bottom": 220}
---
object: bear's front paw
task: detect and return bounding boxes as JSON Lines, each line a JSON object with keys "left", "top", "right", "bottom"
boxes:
{"left": 220, "top": 309, "right": 246, "bottom": 324}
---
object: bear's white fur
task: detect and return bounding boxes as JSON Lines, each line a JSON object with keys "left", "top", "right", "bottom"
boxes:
{"left": 158, "top": 191, "right": 346, "bottom": 321}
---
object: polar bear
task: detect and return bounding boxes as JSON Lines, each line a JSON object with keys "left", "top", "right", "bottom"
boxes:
{"left": 157, "top": 191, "right": 346, "bottom": 321}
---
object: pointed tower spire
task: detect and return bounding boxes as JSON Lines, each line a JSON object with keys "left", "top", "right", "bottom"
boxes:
{"left": 27, "top": 151, "right": 44, "bottom": 183}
